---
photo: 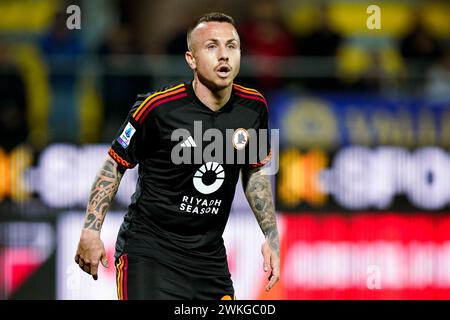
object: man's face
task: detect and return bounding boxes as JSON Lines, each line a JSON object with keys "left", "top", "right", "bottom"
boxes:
{"left": 186, "top": 21, "right": 241, "bottom": 90}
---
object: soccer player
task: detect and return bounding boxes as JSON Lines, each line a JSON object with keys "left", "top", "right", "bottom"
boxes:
{"left": 74, "top": 12, "right": 280, "bottom": 300}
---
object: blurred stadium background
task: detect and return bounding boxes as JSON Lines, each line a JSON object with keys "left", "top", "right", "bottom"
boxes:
{"left": 1, "top": 0, "right": 450, "bottom": 300}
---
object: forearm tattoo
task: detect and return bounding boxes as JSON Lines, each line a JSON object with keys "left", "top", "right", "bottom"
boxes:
{"left": 84, "top": 158, "right": 124, "bottom": 231}
{"left": 242, "top": 167, "right": 280, "bottom": 254}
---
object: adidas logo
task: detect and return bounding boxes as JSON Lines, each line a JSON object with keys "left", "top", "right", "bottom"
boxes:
{"left": 181, "top": 136, "right": 197, "bottom": 147}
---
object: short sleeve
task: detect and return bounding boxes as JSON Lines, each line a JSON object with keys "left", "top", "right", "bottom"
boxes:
{"left": 249, "top": 104, "right": 272, "bottom": 169}
{"left": 108, "top": 94, "right": 149, "bottom": 169}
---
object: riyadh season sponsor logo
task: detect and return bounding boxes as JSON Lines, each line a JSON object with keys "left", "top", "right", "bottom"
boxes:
{"left": 193, "top": 162, "right": 225, "bottom": 195}
{"left": 179, "top": 162, "right": 224, "bottom": 215}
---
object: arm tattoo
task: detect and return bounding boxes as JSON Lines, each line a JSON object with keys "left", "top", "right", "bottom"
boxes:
{"left": 83, "top": 157, "right": 124, "bottom": 231}
{"left": 242, "top": 167, "right": 280, "bottom": 254}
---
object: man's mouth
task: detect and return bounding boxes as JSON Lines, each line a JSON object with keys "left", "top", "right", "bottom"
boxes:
{"left": 216, "top": 65, "right": 231, "bottom": 78}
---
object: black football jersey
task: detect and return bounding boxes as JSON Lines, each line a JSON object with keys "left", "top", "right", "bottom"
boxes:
{"left": 109, "top": 81, "right": 271, "bottom": 275}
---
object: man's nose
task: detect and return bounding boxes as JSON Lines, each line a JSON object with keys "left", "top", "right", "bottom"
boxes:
{"left": 218, "top": 46, "right": 229, "bottom": 61}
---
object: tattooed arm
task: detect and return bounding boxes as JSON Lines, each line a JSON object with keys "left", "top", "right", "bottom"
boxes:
{"left": 75, "top": 155, "right": 125, "bottom": 280}
{"left": 242, "top": 166, "right": 280, "bottom": 291}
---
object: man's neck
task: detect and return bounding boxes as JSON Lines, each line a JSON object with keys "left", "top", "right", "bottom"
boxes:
{"left": 192, "top": 78, "right": 232, "bottom": 112}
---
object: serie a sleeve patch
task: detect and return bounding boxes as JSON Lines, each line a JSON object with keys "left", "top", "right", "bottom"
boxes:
{"left": 116, "top": 122, "right": 136, "bottom": 149}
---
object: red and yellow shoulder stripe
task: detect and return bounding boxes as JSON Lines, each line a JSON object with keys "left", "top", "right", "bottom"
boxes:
{"left": 132, "top": 83, "right": 188, "bottom": 123}
{"left": 233, "top": 84, "right": 268, "bottom": 112}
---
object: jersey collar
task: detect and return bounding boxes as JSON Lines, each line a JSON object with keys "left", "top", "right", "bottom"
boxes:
{"left": 186, "top": 81, "right": 235, "bottom": 114}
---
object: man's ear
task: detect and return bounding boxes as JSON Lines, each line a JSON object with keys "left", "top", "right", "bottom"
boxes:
{"left": 185, "top": 51, "right": 196, "bottom": 70}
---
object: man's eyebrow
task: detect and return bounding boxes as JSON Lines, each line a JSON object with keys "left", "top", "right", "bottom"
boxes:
{"left": 203, "top": 38, "right": 239, "bottom": 44}
{"left": 204, "top": 39, "right": 219, "bottom": 43}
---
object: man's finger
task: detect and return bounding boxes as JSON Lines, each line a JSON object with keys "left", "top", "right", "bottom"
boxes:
{"left": 83, "top": 264, "right": 91, "bottom": 274}
{"left": 74, "top": 255, "right": 80, "bottom": 264}
{"left": 261, "top": 243, "right": 271, "bottom": 272}
{"left": 91, "top": 263, "right": 99, "bottom": 280}
{"left": 79, "top": 259, "right": 84, "bottom": 268}
{"left": 265, "top": 273, "right": 280, "bottom": 291}
{"left": 101, "top": 254, "right": 109, "bottom": 268}
{"left": 270, "top": 257, "right": 280, "bottom": 273}
{"left": 265, "top": 252, "right": 280, "bottom": 291}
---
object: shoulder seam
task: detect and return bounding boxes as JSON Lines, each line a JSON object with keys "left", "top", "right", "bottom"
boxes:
{"left": 233, "top": 84, "right": 265, "bottom": 99}
{"left": 234, "top": 84, "right": 269, "bottom": 112}
{"left": 132, "top": 83, "right": 187, "bottom": 123}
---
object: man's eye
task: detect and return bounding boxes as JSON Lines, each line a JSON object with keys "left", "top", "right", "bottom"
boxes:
{"left": 207, "top": 44, "right": 216, "bottom": 49}
{"left": 228, "top": 44, "right": 237, "bottom": 49}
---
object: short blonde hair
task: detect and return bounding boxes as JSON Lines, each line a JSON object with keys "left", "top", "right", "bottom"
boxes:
{"left": 186, "top": 12, "right": 236, "bottom": 51}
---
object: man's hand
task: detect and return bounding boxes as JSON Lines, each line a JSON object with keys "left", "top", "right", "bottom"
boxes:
{"left": 261, "top": 240, "right": 280, "bottom": 291}
{"left": 242, "top": 166, "right": 280, "bottom": 292}
{"left": 75, "top": 156, "right": 123, "bottom": 280}
{"left": 74, "top": 229, "right": 109, "bottom": 280}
